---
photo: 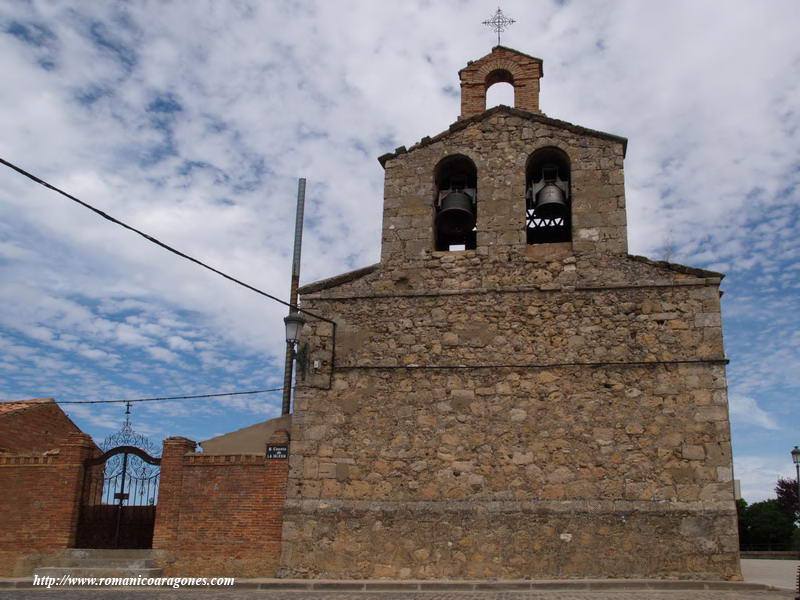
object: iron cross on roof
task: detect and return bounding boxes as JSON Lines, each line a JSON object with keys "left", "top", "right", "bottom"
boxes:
{"left": 483, "top": 7, "right": 516, "bottom": 45}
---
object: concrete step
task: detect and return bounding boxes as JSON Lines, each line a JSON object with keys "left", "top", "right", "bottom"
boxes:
{"left": 45, "top": 558, "right": 158, "bottom": 568}
{"left": 33, "top": 567, "right": 163, "bottom": 579}
{"left": 61, "top": 549, "right": 156, "bottom": 559}
{"left": 34, "top": 549, "right": 165, "bottom": 580}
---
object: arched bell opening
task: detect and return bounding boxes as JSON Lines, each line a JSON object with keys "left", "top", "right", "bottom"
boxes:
{"left": 526, "top": 147, "right": 571, "bottom": 244}
{"left": 485, "top": 68, "right": 515, "bottom": 110}
{"left": 486, "top": 82, "right": 515, "bottom": 109}
{"left": 434, "top": 154, "right": 477, "bottom": 251}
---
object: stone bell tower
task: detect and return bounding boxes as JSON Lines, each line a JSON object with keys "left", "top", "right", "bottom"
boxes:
{"left": 280, "top": 46, "right": 739, "bottom": 581}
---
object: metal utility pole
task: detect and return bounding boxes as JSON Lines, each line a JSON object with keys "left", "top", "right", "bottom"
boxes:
{"left": 792, "top": 446, "right": 800, "bottom": 524}
{"left": 282, "top": 178, "right": 306, "bottom": 415}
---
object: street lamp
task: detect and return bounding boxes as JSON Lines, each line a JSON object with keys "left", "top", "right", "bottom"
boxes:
{"left": 281, "top": 311, "right": 307, "bottom": 415}
{"left": 284, "top": 312, "right": 306, "bottom": 346}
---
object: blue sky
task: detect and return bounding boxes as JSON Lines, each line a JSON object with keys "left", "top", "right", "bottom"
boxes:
{"left": 0, "top": 0, "right": 798, "bottom": 503}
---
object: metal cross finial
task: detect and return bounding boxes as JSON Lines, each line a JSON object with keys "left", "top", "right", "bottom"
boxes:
{"left": 483, "top": 7, "right": 515, "bottom": 46}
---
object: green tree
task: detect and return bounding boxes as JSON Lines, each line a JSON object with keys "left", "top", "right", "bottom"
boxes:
{"left": 735, "top": 498, "right": 748, "bottom": 546}
{"left": 741, "top": 499, "right": 796, "bottom": 550}
{"left": 774, "top": 477, "right": 799, "bottom": 524}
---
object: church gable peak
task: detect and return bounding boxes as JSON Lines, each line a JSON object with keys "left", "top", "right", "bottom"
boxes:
{"left": 378, "top": 106, "right": 627, "bottom": 168}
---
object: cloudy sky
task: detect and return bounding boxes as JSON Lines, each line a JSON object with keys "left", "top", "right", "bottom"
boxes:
{"left": 1, "top": 0, "right": 798, "bottom": 503}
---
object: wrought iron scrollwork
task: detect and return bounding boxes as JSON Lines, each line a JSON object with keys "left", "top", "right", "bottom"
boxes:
{"left": 76, "top": 401, "right": 161, "bottom": 548}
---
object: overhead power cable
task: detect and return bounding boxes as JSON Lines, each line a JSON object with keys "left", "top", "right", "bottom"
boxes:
{"left": 0, "top": 157, "right": 331, "bottom": 323}
{"left": 5, "top": 388, "right": 285, "bottom": 406}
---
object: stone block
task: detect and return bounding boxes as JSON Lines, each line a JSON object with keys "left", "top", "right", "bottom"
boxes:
{"left": 682, "top": 445, "right": 706, "bottom": 460}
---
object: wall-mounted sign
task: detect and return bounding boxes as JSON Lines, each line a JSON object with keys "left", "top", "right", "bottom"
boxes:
{"left": 266, "top": 445, "right": 288, "bottom": 459}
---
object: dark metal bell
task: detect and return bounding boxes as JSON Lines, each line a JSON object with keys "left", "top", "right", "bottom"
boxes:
{"left": 437, "top": 192, "right": 475, "bottom": 236}
{"left": 534, "top": 183, "right": 568, "bottom": 219}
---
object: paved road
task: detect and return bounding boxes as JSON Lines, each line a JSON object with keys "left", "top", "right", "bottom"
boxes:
{"left": 1, "top": 559, "right": 796, "bottom": 599}
{"left": 0, "top": 589, "right": 793, "bottom": 599}
{"left": 741, "top": 559, "right": 799, "bottom": 591}
{"left": 0, "top": 593, "right": 793, "bottom": 600}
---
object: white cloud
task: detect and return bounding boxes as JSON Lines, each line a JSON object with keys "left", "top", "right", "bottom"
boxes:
{"left": 734, "top": 454, "right": 797, "bottom": 504}
{"left": 729, "top": 394, "right": 779, "bottom": 430}
{"left": 166, "top": 335, "right": 193, "bottom": 351}
{"left": 65, "top": 404, "right": 121, "bottom": 432}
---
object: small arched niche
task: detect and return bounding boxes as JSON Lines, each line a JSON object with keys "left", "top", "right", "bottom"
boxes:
{"left": 434, "top": 154, "right": 477, "bottom": 251}
{"left": 485, "top": 69, "right": 515, "bottom": 109}
{"left": 526, "top": 147, "right": 571, "bottom": 244}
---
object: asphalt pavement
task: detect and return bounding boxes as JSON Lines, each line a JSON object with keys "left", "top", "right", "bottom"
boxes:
{"left": 740, "top": 559, "right": 799, "bottom": 592}
{"left": 0, "top": 589, "right": 794, "bottom": 600}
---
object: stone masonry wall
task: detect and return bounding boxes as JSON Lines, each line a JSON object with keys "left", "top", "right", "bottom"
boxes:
{"left": 291, "top": 361, "right": 732, "bottom": 504}
{"left": 153, "top": 433, "right": 289, "bottom": 577}
{"left": 282, "top": 255, "right": 739, "bottom": 579}
{"left": 282, "top": 80, "right": 737, "bottom": 580}
{"left": 311, "top": 283, "right": 724, "bottom": 368}
{"left": 284, "top": 501, "right": 737, "bottom": 579}
{"left": 380, "top": 109, "right": 627, "bottom": 267}
{"left": 283, "top": 253, "right": 738, "bottom": 578}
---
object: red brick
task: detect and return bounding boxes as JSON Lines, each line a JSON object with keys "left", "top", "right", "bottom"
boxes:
{"left": 152, "top": 437, "right": 289, "bottom": 577}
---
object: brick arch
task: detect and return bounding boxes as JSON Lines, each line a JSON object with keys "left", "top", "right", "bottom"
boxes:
{"left": 476, "top": 61, "right": 526, "bottom": 87}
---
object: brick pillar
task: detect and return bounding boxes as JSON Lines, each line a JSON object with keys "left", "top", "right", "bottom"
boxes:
{"left": 514, "top": 75, "right": 540, "bottom": 113}
{"left": 57, "top": 432, "right": 95, "bottom": 548}
{"left": 152, "top": 437, "right": 195, "bottom": 550}
{"left": 459, "top": 82, "right": 487, "bottom": 120}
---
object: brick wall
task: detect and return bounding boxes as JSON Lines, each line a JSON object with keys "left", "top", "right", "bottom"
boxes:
{"left": 459, "top": 46, "right": 542, "bottom": 119}
{"left": 0, "top": 433, "right": 95, "bottom": 576}
{"left": 0, "top": 400, "right": 84, "bottom": 454}
{"left": 153, "top": 431, "right": 289, "bottom": 577}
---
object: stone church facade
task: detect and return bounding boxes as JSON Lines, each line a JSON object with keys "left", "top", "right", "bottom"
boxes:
{"left": 281, "top": 47, "right": 739, "bottom": 579}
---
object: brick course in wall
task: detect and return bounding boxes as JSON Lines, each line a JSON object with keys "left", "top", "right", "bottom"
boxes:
{"left": 153, "top": 431, "right": 289, "bottom": 577}
{"left": 0, "top": 432, "right": 95, "bottom": 576}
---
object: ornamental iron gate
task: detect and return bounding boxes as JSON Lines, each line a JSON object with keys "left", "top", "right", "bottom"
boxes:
{"left": 75, "top": 445, "right": 161, "bottom": 549}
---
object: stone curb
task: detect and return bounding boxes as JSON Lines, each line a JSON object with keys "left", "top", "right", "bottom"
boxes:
{"left": 0, "top": 577, "right": 786, "bottom": 592}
